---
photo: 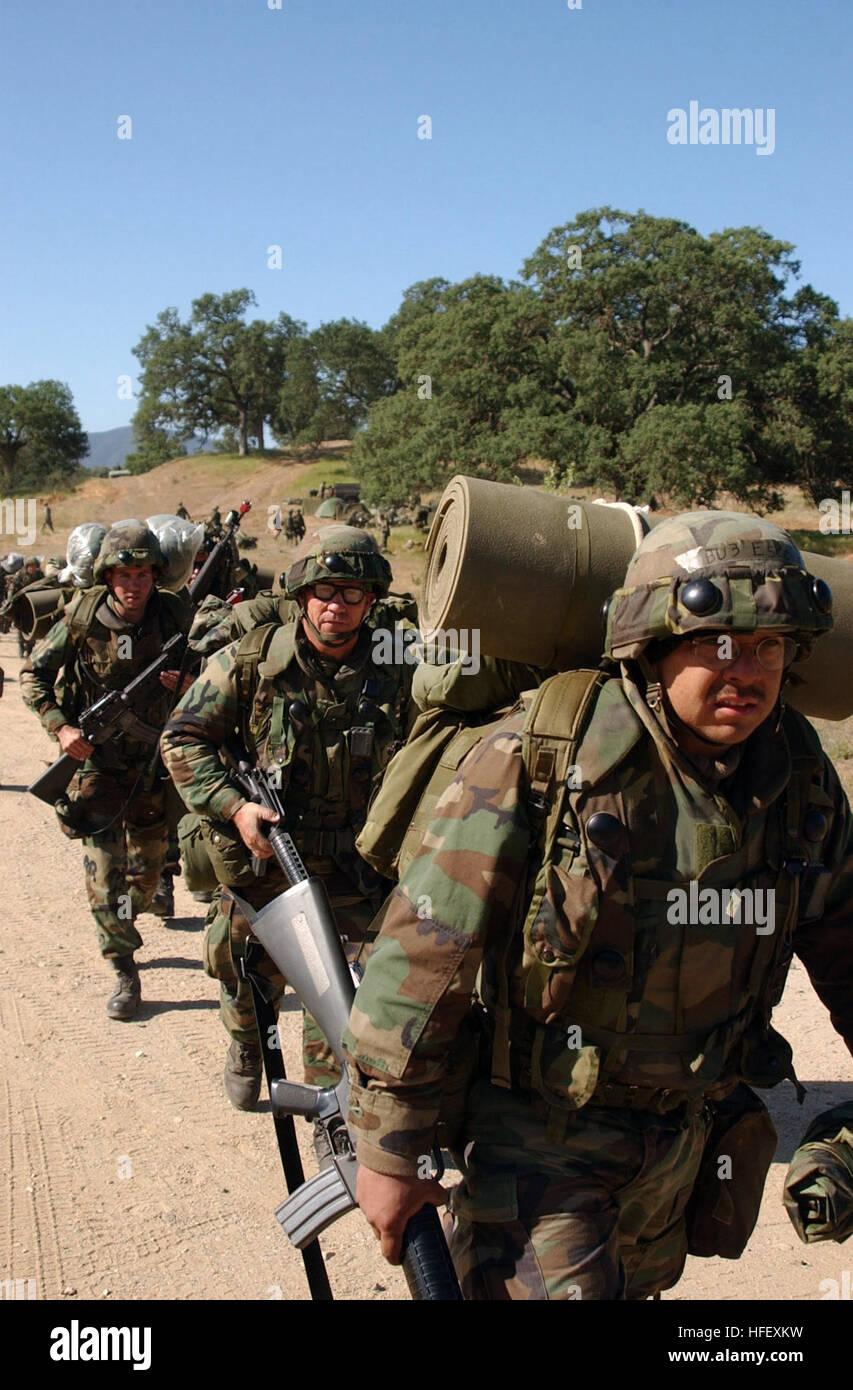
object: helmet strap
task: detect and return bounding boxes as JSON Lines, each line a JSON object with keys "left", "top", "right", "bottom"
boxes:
{"left": 297, "top": 594, "right": 360, "bottom": 649}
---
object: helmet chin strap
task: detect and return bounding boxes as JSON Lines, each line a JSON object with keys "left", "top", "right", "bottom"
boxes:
{"left": 299, "top": 602, "right": 358, "bottom": 649}
{"left": 637, "top": 652, "right": 781, "bottom": 752}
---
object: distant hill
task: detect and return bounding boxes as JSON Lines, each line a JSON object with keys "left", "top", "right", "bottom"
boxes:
{"left": 84, "top": 426, "right": 134, "bottom": 471}
{"left": 84, "top": 427, "right": 207, "bottom": 472}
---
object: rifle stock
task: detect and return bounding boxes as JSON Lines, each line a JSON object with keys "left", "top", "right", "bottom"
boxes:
{"left": 28, "top": 752, "right": 78, "bottom": 806}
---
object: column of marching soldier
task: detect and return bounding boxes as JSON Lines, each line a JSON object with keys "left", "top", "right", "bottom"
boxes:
{"left": 15, "top": 508, "right": 853, "bottom": 1299}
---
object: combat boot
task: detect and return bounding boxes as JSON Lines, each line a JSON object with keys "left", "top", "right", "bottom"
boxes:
{"left": 150, "top": 870, "right": 175, "bottom": 918}
{"left": 107, "top": 955, "right": 141, "bottom": 1021}
{"left": 224, "top": 1040, "right": 262, "bottom": 1110}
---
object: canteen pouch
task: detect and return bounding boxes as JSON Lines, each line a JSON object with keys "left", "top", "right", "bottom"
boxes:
{"left": 685, "top": 1084, "right": 777, "bottom": 1258}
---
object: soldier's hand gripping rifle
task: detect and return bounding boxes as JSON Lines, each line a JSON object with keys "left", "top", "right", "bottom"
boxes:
{"left": 228, "top": 756, "right": 464, "bottom": 1302}
{"left": 28, "top": 501, "right": 253, "bottom": 809}
{"left": 28, "top": 631, "right": 190, "bottom": 807}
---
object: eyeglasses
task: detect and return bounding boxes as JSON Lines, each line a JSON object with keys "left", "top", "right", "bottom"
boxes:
{"left": 689, "top": 634, "right": 798, "bottom": 672}
{"left": 310, "top": 582, "right": 370, "bottom": 605}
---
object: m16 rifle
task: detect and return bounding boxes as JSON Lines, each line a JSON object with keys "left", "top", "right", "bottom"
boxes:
{"left": 229, "top": 754, "right": 464, "bottom": 1302}
{"left": 28, "top": 502, "right": 252, "bottom": 810}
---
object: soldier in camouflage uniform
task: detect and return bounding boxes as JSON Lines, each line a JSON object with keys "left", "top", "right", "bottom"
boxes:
{"left": 345, "top": 511, "right": 853, "bottom": 1299}
{"left": 21, "top": 522, "right": 193, "bottom": 1020}
{"left": 161, "top": 526, "right": 415, "bottom": 1119}
{"left": 5, "top": 557, "right": 45, "bottom": 656}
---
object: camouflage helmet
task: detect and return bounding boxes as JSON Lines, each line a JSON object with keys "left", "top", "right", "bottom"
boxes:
{"left": 93, "top": 520, "right": 165, "bottom": 582}
{"left": 783, "top": 1102, "right": 853, "bottom": 1245}
{"left": 605, "top": 510, "right": 833, "bottom": 661}
{"left": 284, "top": 524, "right": 391, "bottom": 599}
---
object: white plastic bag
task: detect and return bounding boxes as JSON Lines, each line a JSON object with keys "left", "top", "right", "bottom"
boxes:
{"left": 146, "top": 514, "right": 205, "bottom": 592}
{"left": 61, "top": 523, "right": 107, "bottom": 587}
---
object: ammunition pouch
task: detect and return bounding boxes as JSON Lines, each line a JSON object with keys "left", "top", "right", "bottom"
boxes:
{"left": 685, "top": 1084, "right": 777, "bottom": 1259}
{"left": 178, "top": 813, "right": 219, "bottom": 893}
{"left": 198, "top": 817, "right": 258, "bottom": 888}
{"left": 54, "top": 790, "right": 116, "bottom": 841}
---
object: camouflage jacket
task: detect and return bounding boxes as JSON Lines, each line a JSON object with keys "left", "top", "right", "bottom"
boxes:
{"left": 344, "top": 667, "right": 853, "bottom": 1177}
{"left": 21, "top": 585, "right": 191, "bottom": 772}
{"left": 161, "top": 616, "right": 416, "bottom": 869}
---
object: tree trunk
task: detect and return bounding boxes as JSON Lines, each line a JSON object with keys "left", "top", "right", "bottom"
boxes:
{"left": 238, "top": 411, "right": 248, "bottom": 457}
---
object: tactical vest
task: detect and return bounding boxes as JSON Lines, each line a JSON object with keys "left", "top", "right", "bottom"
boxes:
{"left": 61, "top": 585, "right": 189, "bottom": 752}
{"left": 233, "top": 620, "right": 412, "bottom": 857}
{"left": 485, "top": 671, "right": 834, "bottom": 1118}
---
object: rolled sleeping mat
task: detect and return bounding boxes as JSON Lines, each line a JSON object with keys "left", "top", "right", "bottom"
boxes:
{"left": 17, "top": 586, "right": 73, "bottom": 641}
{"left": 423, "top": 475, "right": 650, "bottom": 670}
{"left": 788, "top": 550, "right": 853, "bottom": 721}
{"left": 422, "top": 475, "right": 853, "bottom": 721}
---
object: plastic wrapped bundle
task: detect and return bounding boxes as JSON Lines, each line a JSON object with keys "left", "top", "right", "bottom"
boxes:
{"left": 147, "top": 514, "right": 205, "bottom": 592}
{"left": 60, "top": 523, "right": 107, "bottom": 587}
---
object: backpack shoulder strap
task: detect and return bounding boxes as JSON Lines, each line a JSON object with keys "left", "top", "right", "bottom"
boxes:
{"left": 522, "top": 668, "right": 610, "bottom": 861}
{"left": 233, "top": 621, "right": 282, "bottom": 708}
{"left": 490, "top": 669, "right": 608, "bottom": 1090}
{"left": 65, "top": 586, "right": 108, "bottom": 645}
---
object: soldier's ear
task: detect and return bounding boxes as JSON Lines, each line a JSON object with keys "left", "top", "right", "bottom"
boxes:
{"left": 364, "top": 591, "right": 376, "bottom": 610}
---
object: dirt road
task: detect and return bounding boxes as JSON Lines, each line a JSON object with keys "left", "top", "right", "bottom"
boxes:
{"left": 1, "top": 631, "right": 851, "bottom": 1304}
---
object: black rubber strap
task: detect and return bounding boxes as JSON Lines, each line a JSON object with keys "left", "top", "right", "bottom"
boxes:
{"left": 242, "top": 937, "right": 333, "bottom": 1301}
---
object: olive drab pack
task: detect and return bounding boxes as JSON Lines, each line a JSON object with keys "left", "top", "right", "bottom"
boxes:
{"left": 357, "top": 665, "right": 605, "bottom": 886}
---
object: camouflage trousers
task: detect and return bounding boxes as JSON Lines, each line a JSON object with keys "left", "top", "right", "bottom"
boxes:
{"left": 75, "top": 769, "right": 168, "bottom": 958}
{"left": 447, "top": 1078, "right": 709, "bottom": 1301}
{"left": 203, "top": 860, "right": 379, "bottom": 1088}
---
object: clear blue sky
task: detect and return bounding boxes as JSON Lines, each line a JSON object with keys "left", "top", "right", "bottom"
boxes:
{"left": 1, "top": 0, "right": 850, "bottom": 434}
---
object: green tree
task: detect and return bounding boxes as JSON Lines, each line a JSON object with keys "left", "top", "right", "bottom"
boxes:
{"left": 132, "top": 290, "right": 301, "bottom": 457}
{"left": 353, "top": 275, "right": 560, "bottom": 502}
{"left": 310, "top": 318, "right": 398, "bottom": 425}
{"left": 521, "top": 208, "right": 846, "bottom": 506}
{"left": 0, "top": 380, "right": 88, "bottom": 492}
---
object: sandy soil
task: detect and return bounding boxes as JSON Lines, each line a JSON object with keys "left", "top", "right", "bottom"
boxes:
{"left": 2, "top": 637, "right": 851, "bottom": 1306}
